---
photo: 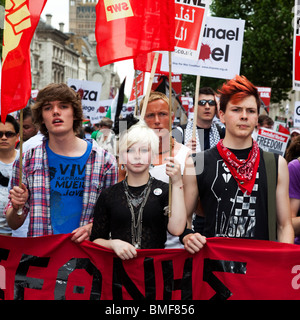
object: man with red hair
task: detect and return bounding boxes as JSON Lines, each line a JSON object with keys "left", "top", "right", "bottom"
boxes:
{"left": 182, "top": 75, "right": 294, "bottom": 253}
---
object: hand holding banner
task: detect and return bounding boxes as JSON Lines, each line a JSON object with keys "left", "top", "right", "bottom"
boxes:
{"left": 2, "top": 234, "right": 300, "bottom": 300}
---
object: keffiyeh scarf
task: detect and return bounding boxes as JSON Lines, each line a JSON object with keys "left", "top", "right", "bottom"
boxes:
{"left": 184, "top": 119, "right": 221, "bottom": 152}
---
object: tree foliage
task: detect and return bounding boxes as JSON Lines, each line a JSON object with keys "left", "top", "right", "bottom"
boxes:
{"left": 182, "top": 0, "right": 294, "bottom": 103}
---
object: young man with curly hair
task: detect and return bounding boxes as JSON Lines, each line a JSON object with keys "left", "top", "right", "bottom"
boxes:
{"left": 5, "top": 83, "right": 118, "bottom": 242}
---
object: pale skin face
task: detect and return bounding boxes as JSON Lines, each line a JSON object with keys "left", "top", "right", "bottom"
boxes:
{"left": 219, "top": 95, "right": 258, "bottom": 148}
{"left": 144, "top": 99, "right": 174, "bottom": 139}
{"left": 22, "top": 116, "right": 38, "bottom": 141}
{"left": 196, "top": 93, "right": 216, "bottom": 127}
{"left": 121, "top": 142, "right": 152, "bottom": 175}
{"left": 41, "top": 100, "right": 75, "bottom": 138}
{"left": 0, "top": 122, "right": 19, "bottom": 155}
{"left": 6, "top": 100, "right": 94, "bottom": 244}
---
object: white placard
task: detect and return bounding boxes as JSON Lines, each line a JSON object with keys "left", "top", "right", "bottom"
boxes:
{"left": 256, "top": 128, "right": 290, "bottom": 156}
{"left": 294, "top": 101, "right": 300, "bottom": 127}
{"left": 67, "top": 79, "right": 102, "bottom": 120}
{"left": 162, "top": 16, "right": 245, "bottom": 79}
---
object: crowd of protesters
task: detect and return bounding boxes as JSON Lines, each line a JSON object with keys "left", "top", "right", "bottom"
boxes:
{"left": 1, "top": 75, "right": 300, "bottom": 260}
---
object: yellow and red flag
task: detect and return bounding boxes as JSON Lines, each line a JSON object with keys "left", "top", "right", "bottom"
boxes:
{"left": 1, "top": 0, "right": 47, "bottom": 123}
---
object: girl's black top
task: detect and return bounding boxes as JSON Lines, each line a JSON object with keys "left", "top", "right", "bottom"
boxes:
{"left": 90, "top": 178, "right": 169, "bottom": 249}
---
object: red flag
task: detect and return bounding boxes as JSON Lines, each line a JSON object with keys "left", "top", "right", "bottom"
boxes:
{"left": 278, "top": 124, "right": 290, "bottom": 135}
{"left": 134, "top": 52, "right": 164, "bottom": 74}
{"left": 95, "top": 0, "right": 175, "bottom": 67}
{"left": 134, "top": 52, "right": 177, "bottom": 77}
{"left": 293, "top": 0, "right": 300, "bottom": 90}
{"left": 1, "top": 0, "right": 47, "bottom": 123}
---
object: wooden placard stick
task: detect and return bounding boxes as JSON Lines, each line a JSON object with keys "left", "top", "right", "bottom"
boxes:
{"left": 18, "top": 108, "right": 23, "bottom": 187}
{"left": 168, "top": 51, "right": 172, "bottom": 218}
{"left": 134, "top": 70, "right": 139, "bottom": 116}
{"left": 192, "top": 75, "right": 201, "bottom": 139}
{"left": 140, "top": 52, "right": 159, "bottom": 120}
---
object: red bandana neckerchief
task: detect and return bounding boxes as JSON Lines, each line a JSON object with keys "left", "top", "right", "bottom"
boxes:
{"left": 216, "top": 139, "right": 260, "bottom": 195}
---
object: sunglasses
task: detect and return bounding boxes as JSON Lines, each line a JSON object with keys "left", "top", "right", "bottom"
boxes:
{"left": 0, "top": 131, "right": 17, "bottom": 138}
{"left": 198, "top": 99, "right": 216, "bottom": 107}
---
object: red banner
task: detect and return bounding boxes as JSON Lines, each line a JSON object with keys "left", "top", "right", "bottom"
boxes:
{"left": 1, "top": 0, "right": 47, "bottom": 122}
{"left": 95, "top": 0, "right": 175, "bottom": 67}
{"left": 293, "top": 0, "right": 300, "bottom": 90}
{"left": 1, "top": 234, "right": 300, "bottom": 300}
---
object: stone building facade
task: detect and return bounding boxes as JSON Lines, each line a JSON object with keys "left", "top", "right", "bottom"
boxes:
{"left": 30, "top": 13, "right": 120, "bottom": 100}
{"left": 69, "top": 0, "right": 97, "bottom": 37}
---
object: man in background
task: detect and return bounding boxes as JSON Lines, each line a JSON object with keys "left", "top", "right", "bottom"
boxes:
{"left": 0, "top": 115, "right": 19, "bottom": 236}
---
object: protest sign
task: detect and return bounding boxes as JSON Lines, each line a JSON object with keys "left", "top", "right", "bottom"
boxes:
{"left": 174, "top": 0, "right": 208, "bottom": 61}
{"left": 293, "top": 0, "right": 300, "bottom": 90}
{"left": 294, "top": 101, "right": 300, "bottom": 127}
{"left": 128, "top": 71, "right": 145, "bottom": 103}
{"left": 67, "top": 79, "right": 102, "bottom": 121}
{"left": 31, "top": 89, "right": 39, "bottom": 100}
{"left": 151, "top": 74, "right": 182, "bottom": 97}
{"left": 256, "top": 128, "right": 290, "bottom": 156}
{"left": 120, "top": 103, "right": 135, "bottom": 118}
{"left": 181, "top": 96, "right": 194, "bottom": 119}
{"left": 1, "top": 234, "right": 300, "bottom": 300}
{"left": 127, "top": 70, "right": 145, "bottom": 113}
{"left": 161, "top": 16, "right": 245, "bottom": 79}
{"left": 126, "top": 71, "right": 145, "bottom": 113}
{"left": 257, "top": 87, "right": 271, "bottom": 106}
{"left": 257, "top": 87, "right": 272, "bottom": 113}
{"left": 88, "top": 99, "right": 113, "bottom": 125}
{"left": 274, "top": 116, "right": 287, "bottom": 132}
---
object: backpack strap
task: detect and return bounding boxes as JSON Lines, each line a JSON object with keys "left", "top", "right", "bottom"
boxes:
{"left": 262, "top": 151, "right": 277, "bottom": 241}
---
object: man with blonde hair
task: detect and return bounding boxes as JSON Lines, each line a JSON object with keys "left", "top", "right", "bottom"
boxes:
{"left": 141, "top": 91, "right": 191, "bottom": 248}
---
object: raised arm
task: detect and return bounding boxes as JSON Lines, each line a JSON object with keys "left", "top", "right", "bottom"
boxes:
{"left": 181, "top": 155, "right": 206, "bottom": 254}
{"left": 183, "top": 156, "right": 199, "bottom": 228}
{"left": 165, "top": 157, "right": 186, "bottom": 236}
{"left": 276, "top": 156, "right": 294, "bottom": 243}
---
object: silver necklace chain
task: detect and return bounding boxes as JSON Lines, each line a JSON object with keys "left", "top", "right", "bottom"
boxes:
{"left": 123, "top": 176, "right": 153, "bottom": 249}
